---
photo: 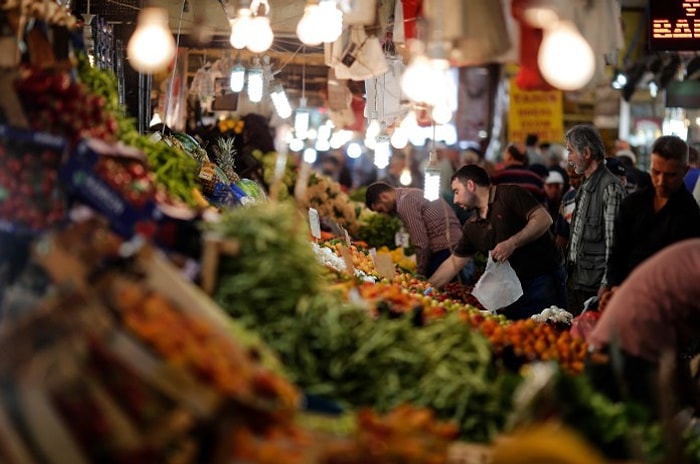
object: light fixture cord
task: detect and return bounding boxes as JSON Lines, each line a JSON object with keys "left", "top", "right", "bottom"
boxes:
{"left": 162, "top": 0, "right": 187, "bottom": 135}
{"left": 302, "top": 45, "right": 306, "bottom": 101}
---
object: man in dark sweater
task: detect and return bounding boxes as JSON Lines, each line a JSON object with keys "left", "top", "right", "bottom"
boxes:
{"left": 606, "top": 135, "right": 700, "bottom": 289}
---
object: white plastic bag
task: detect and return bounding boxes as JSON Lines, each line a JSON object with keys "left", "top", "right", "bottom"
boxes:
{"left": 472, "top": 253, "right": 523, "bottom": 312}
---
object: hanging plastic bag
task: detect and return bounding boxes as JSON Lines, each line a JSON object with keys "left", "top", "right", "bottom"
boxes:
{"left": 472, "top": 253, "right": 523, "bottom": 312}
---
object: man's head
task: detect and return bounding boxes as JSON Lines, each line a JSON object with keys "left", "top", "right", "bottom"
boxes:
{"left": 365, "top": 182, "right": 397, "bottom": 214}
{"left": 526, "top": 133, "right": 539, "bottom": 147}
{"left": 565, "top": 124, "right": 606, "bottom": 177}
{"left": 503, "top": 142, "right": 527, "bottom": 166}
{"left": 650, "top": 135, "right": 689, "bottom": 199}
{"left": 450, "top": 164, "right": 490, "bottom": 210}
{"left": 544, "top": 170, "right": 565, "bottom": 202}
{"left": 605, "top": 157, "right": 627, "bottom": 187}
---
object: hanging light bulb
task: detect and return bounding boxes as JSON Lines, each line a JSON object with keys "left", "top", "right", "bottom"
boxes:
{"left": 538, "top": 20, "right": 595, "bottom": 91}
{"left": 270, "top": 84, "right": 292, "bottom": 118}
{"left": 401, "top": 53, "right": 437, "bottom": 103}
{"left": 294, "top": 97, "right": 310, "bottom": 139}
{"left": 431, "top": 103, "right": 452, "bottom": 125}
{"left": 374, "top": 129, "right": 391, "bottom": 169}
{"left": 399, "top": 168, "right": 412, "bottom": 186}
{"left": 229, "top": 9, "right": 253, "bottom": 49}
{"left": 317, "top": 0, "right": 343, "bottom": 43}
{"left": 247, "top": 59, "right": 264, "bottom": 103}
{"left": 229, "top": 58, "right": 245, "bottom": 92}
{"left": 390, "top": 127, "right": 408, "bottom": 149}
{"left": 247, "top": 16, "right": 274, "bottom": 53}
{"left": 365, "top": 111, "right": 381, "bottom": 140}
{"left": 424, "top": 153, "right": 441, "bottom": 201}
{"left": 315, "top": 139, "right": 331, "bottom": 151}
{"left": 346, "top": 142, "right": 362, "bottom": 159}
{"left": 317, "top": 122, "right": 332, "bottom": 141}
{"left": 297, "top": 4, "right": 323, "bottom": 46}
{"left": 303, "top": 147, "right": 318, "bottom": 164}
{"left": 127, "top": 7, "right": 175, "bottom": 74}
{"left": 289, "top": 138, "right": 304, "bottom": 152}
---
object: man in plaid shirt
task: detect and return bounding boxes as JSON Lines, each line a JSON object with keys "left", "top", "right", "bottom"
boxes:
{"left": 565, "top": 125, "right": 627, "bottom": 315}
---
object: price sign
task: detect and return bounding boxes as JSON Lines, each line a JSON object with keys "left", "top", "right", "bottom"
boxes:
{"left": 339, "top": 245, "right": 355, "bottom": 276}
{"left": 308, "top": 208, "right": 321, "bottom": 239}
{"left": 649, "top": 0, "right": 700, "bottom": 51}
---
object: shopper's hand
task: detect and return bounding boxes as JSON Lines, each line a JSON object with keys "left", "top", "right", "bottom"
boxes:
{"left": 491, "top": 239, "right": 516, "bottom": 262}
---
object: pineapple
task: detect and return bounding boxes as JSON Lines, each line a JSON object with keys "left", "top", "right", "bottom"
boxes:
{"left": 213, "top": 137, "right": 240, "bottom": 183}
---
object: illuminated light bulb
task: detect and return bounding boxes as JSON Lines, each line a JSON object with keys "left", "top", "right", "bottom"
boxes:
{"left": 229, "top": 62, "right": 245, "bottom": 92}
{"left": 649, "top": 81, "right": 659, "bottom": 98}
{"left": 399, "top": 168, "right": 412, "bottom": 186}
{"left": 390, "top": 127, "right": 408, "bottom": 149}
{"left": 294, "top": 97, "right": 310, "bottom": 139}
{"left": 346, "top": 142, "right": 362, "bottom": 159}
{"left": 229, "top": 10, "right": 253, "bottom": 49}
{"left": 364, "top": 135, "right": 377, "bottom": 150}
{"left": 246, "top": 66, "right": 264, "bottom": 102}
{"left": 247, "top": 16, "right": 274, "bottom": 53}
{"left": 366, "top": 112, "right": 381, "bottom": 140}
{"left": 401, "top": 54, "right": 440, "bottom": 103}
{"left": 289, "top": 138, "right": 304, "bottom": 151}
{"left": 297, "top": 5, "right": 323, "bottom": 46}
{"left": 317, "top": 0, "right": 343, "bottom": 43}
{"left": 317, "top": 123, "right": 332, "bottom": 141}
{"left": 303, "top": 147, "right": 318, "bottom": 163}
{"left": 329, "top": 131, "right": 345, "bottom": 149}
{"left": 271, "top": 84, "right": 292, "bottom": 118}
{"left": 424, "top": 163, "right": 441, "bottom": 201}
{"left": 374, "top": 131, "right": 391, "bottom": 169}
{"left": 431, "top": 104, "right": 452, "bottom": 125}
{"left": 306, "top": 128, "right": 318, "bottom": 140}
{"left": 127, "top": 8, "right": 175, "bottom": 74}
{"left": 538, "top": 20, "right": 595, "bottom": 91}
{"left": 315, "top": 139, "right": 330, "bottom": 151}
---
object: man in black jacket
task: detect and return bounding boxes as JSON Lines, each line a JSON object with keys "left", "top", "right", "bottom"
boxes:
{"left": 606, "top": 135, "right": 700, "bottom": 289}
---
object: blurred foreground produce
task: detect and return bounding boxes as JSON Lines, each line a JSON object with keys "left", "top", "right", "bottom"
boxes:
{"left": 207, "top": 202, "right": 520, "bottom": 442}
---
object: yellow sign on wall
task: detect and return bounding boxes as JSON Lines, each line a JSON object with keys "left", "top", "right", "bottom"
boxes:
{"left": 508, "top": 82, "right": 564, "bottom": 144}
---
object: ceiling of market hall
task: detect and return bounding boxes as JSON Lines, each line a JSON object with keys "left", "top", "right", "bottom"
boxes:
{"left": 147, "top": 0, "right": 650, "bottom": 105}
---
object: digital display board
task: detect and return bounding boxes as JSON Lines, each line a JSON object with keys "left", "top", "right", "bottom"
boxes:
{"left": 649, "top": 0, "right": 700, "bottom": 51}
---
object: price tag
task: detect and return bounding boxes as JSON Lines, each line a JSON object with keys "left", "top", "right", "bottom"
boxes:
{"left": 343, "top": 227, "right": 352, "bottom": 247}
{"left": 375, "top": 252, "right": 395, "bottom": 281}
{"left": 339, "top": 245, "right": 355, "bottom": 276}
{"left": 368, "top": 247, "right": 378, "bottom": 266}
{"left": 395, "top": 228, "right": 410, "bottom": 248}
{"left": 308, "top": 208, "right": 321, "bottom": 239}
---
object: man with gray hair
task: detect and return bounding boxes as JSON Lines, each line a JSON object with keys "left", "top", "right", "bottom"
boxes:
{"left": 565, "top": 124, "right": 627, "bottom": 315}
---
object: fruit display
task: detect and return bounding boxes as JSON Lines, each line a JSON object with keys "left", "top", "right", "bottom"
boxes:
{"left": 15, "top": 66, "right": 119, "bottom": 147}
{"left": 298, "top": 172, "right": 358, "bottom": 235}
{"left": 441, "top": 281, "right": 487, "bottom": 310}
{"left": 60, "top": 139, "right": 161, "bottom": 238}
{"left": 476, "top": 317, "right": 587, "bottom": 374}
{"left": 0, "top": 125, "right": 66, "bottom": 232}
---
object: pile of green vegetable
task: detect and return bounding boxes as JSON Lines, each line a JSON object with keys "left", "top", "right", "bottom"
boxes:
{"left": 356, "top": 208, "right": 404, "bottom": 250}
{"left": 77, "top": 54, "right": 199, "bottom": 205}
{"left": 205, "top": 202, "right": 519, "bottom": 442}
